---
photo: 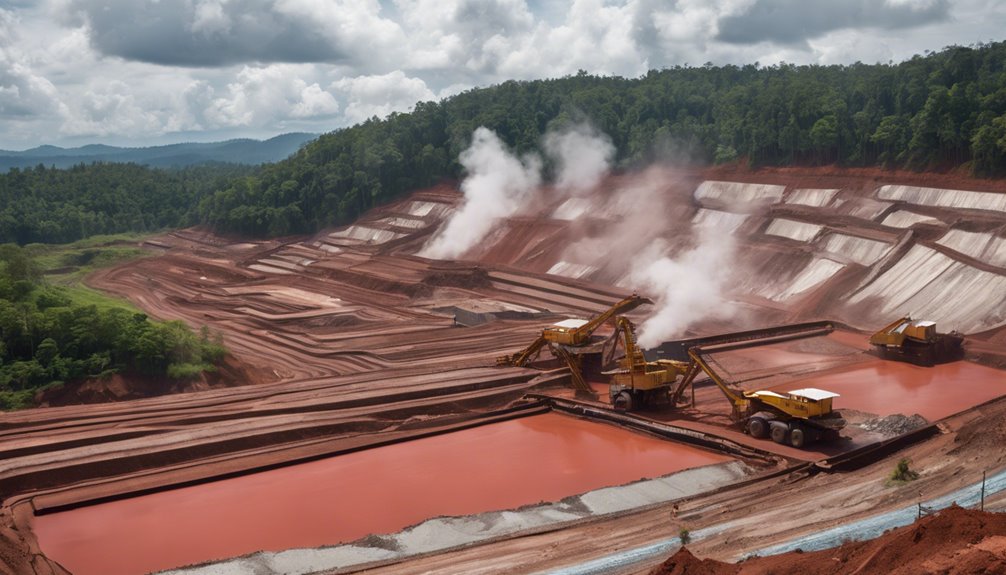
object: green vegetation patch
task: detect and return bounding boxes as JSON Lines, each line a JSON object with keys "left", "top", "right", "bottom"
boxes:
{"left": 0, "top": 243, "right": 226, "bottom": 410}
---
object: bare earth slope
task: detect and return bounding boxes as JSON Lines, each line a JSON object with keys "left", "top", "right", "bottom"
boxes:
{"left": 3, "top": 166, "right": 1006, "bottom": 575}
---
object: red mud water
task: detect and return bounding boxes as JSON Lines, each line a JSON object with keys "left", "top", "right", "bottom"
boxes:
{"left": 34, "top": 413, "right": 729, "bottom": 575}
{"left": 771, "top": 360, "right": 1006, "bottom": 420}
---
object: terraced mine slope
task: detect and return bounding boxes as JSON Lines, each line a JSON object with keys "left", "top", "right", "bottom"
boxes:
{"left": 3, "top": 166, "right": 1006, "bottom": 575}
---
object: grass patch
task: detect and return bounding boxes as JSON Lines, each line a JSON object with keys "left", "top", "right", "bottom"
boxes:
{"left": 24, "top": 233, "right": 155, "bottom": 287}
{"left": 58, "top": 285, "right": 143, "bottom": 313}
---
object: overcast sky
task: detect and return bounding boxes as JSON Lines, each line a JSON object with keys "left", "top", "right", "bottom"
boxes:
{"left": 0, "top": 0, "right": 1003, "bottom": 150}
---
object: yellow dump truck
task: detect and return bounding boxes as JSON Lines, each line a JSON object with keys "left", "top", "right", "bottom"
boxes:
{"left": 674, "top": 344, "right": 846, "bottom": 448}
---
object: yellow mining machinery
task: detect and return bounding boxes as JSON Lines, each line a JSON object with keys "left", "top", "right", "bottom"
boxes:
{"left": 662, "top": 322, "right": 846, "bottom": 448}
{"left": 606, "top": 317, "right": 690, "bottom": 410}
{"left": 870, "top": 316, "right": 964, "bottom": 366}
{"left": 496, "top": 294, "right": 652, "bottom": 396}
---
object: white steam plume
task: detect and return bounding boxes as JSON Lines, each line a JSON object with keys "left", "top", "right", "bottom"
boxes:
{"left": 544, "top": 123, "right": 615, "bottom": 194}
{"left": 631, "top": 226, "right": 737, "bottom": 348}
{"left": 419, "top": 127, "right": 541, "bottom": 260}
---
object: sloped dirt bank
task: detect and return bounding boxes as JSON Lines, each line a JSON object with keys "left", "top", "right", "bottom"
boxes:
{"left": 648, "top": 505, "right": 1006, "bottom": 575}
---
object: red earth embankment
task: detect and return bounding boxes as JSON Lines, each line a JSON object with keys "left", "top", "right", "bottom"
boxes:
{"left": 649, "top": 505, "right": 1006, "bottom": 575}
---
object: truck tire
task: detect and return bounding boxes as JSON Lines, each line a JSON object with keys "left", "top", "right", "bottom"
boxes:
{"left": 613, "top": 391, "right": 633, "bottom": 411}
{"left": 769, "top": 421, "right": 789, "bottom": 444}
{"left": 747, "top": 417, "right": 768, "bottom": 439}
{"left": 789, "top": 425, "right": 806, "bottom": 448}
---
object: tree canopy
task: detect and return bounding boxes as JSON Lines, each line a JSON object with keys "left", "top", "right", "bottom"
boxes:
{"left": 0, "top": 163, "right": 253, "bottom": 245}
{"left": 198, "top": 42, "right": 1006, "bottom": 237}
{"left": 0, "top": 244, "right": 226, "bottom": 409}
{"left": 4, "top": 42, "right": 1006, "bottom": 245}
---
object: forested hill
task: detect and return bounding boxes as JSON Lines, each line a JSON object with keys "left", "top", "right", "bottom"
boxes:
{"left": 198, "top": 41, "right": 1006, "bottom": 237}
{"left": 4, "top": 43, "right": 1006, "bottom": 245}
{"left": 0, "top": 133, "right": 316, "bottom": 171}
{"left": 1, "top": 163, "right": 253, "bottom": 245}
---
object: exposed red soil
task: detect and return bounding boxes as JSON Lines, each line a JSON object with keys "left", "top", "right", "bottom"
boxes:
{"left": 3, "top": 166, "right": 1006, "bottom": 575}
{"left": 649, "top": 547, "right": 738, "bottom": 575}
{"left": 704, "top": 163, "right": 1006, "bottom": 194}
{"left": 648, "top": 505, "right": 1006, "bottom": 575}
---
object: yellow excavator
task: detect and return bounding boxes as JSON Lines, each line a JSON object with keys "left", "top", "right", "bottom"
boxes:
{"left": 495, "top": 294, "right": 652, "bottom": 397}
{"left": 605, "top": 319, "right": 845, "bottom": 448}
{"left": 497, "top": 293, "right": 652, "bottom": 366}
{"left": 606, "top": 317, "right": 690, "bottom": 410}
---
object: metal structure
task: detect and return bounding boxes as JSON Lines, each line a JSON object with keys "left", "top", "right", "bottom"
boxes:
{"left": 870, "top": 316, "right": 964, "bottom": 366}
{"left": 666, "top": 322, "right": 847, "bottom": 448}
{"left": 496, "top": 294, "right": 651, "bottom": 366}
{"left": 495, "top": 294, "right": 653, "bottom": 397}
{"left": 606, "top": 317, "right": 690, "bottom": 411}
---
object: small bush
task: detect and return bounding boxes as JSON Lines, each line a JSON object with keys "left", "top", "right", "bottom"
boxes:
{"left": 679, "top": 528, "right": 691, "bottom": 545}
{"left": 890, "top": 458, "right": 920, "bottom": 482}
{"left": 167, "top": 362, "right": 212, "bottom": 380}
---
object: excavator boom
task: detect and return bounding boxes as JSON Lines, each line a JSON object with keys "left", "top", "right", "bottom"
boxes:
{"left": 542, "top": 294, "right": 652, "bottom": 346}
{"left": 667, "top": 322, "right": 846, "bottom": 448}
{"left": 496, "top": 335, "right": 547, "bottom": 367}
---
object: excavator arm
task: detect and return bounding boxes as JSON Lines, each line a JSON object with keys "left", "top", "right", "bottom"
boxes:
{"left": 671, "top": 349, "right": 750, "bottom": 420}
{"left": 496, "top": 334, "right": 547, "bottom": 367}
{"left": 550, "top": 344, "right": 596, "bottom": 396}
{"left": 544, "top": 294, "right": 652, "bottom": 346}
{"left": 580, "top": 294, "right": 652, "bottom": 339}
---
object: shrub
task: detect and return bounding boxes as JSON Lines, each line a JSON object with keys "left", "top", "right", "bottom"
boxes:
{"left": 890, "top": 458, "right": 920, "bottom": 482}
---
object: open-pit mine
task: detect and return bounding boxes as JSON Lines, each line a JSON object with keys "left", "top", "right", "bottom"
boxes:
{"left": 4, "top": 166, "right": 1006, "bottom": 575}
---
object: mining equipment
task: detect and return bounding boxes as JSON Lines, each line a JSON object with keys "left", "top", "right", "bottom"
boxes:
{"left": 606, "top": 317, "right": 690, "bottom": 410}
{"left": 870, "top": 316, "right": 964, "bottom": 366}
{"left": 627, "top": 321, "right": 845, "bottom": 448}
{"left": 496, "top": 294, "right": 653, "bottom": 396}
{"left": 673, "top": 343, "right": 845, "bottom": 448}
{"left": 602, "top": 319, "right": 844, "bottom": 447}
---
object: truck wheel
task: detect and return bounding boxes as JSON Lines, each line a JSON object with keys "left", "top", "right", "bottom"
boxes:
{"left": 613, "top": 392, "right": 633, "bottom": 411}
{"left": 789, "top": 425, "right": 806, "bottom": 448}
{"left": 769, "top": 421, "right": 789, "bottom": 444}
{"left": 747, "top": 417, "right": 768, "bottom": 439}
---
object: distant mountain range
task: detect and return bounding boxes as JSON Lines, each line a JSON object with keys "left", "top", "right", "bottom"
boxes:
{"left": 0, "top": 133, "right": 318, "bottom": 170}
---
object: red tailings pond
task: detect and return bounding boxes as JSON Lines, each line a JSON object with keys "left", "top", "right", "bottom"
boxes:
{"left": 34, "top": 413, "right": 730, "bottom": 575}
{"left": 769, "top": 360, "right": 1006, "bottom": 421}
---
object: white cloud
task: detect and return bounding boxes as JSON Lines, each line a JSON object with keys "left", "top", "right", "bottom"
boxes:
{"left": 332, "top": 71, "right": 435, "bottom": 124}
{"left": 206, "top": 64, "right": 341, "bottom": 128}
{"left": 0, "top": 0, "right": 1002, "bottom": 148}
{"left": 60, "top": 80, "right": 161, "bottom": 137}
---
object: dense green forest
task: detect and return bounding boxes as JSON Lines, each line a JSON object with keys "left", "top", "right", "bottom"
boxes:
{"left": 0, "top": 163, "right": 253, "bottom": 245}
{"left": 197, "top": 42, "right": 1006, "bottom": 237}
{"left": 3, "top": 42, "right": 1006, "bottom": 244}
{"left": 0, "top": 244, "right": 225, "bottom": 409}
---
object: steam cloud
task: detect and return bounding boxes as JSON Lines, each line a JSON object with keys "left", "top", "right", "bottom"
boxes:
{"left": 419, "top": 127, "right": 541, "bottom": 260}
{"left": 419, "top": 122, "right": 738, "bottom": 348}
{"left": 631, "top": 227, "right": 737, "bottom": 348}
{"left": 544, "top": 123, "right": 615, "bottom": 194}
{"left": 420, "top": 122, "right": 611, "bottom": 259}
